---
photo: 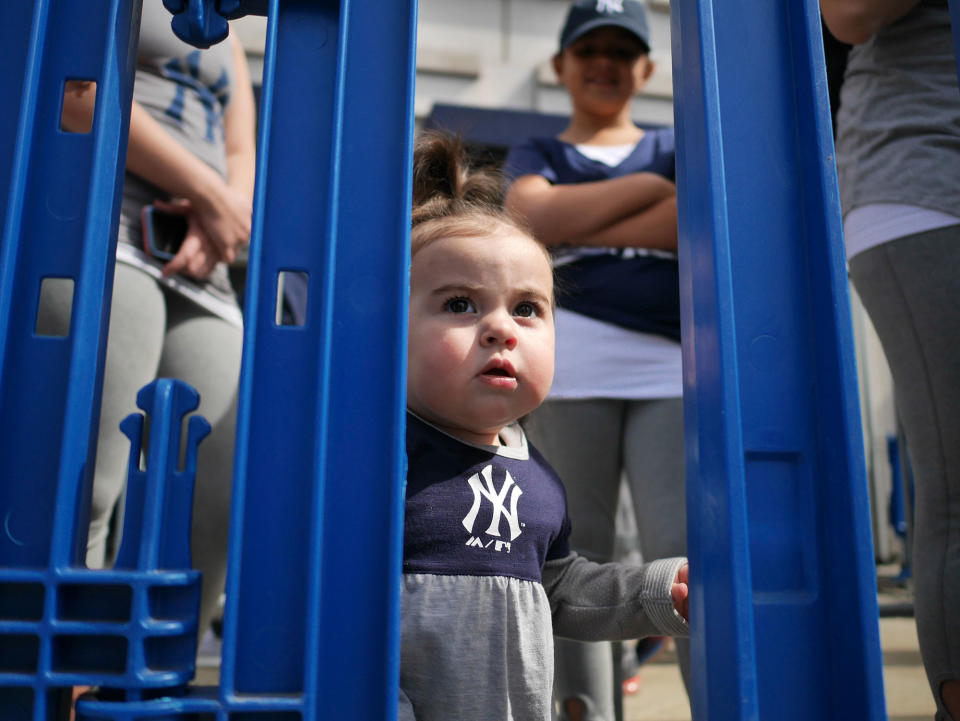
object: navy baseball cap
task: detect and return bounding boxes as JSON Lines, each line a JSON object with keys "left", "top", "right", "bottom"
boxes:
{"left": 559, "top": 0, "right": 651, "bottom": 53}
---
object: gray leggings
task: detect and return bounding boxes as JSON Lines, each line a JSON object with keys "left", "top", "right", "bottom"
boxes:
{"left": 849, "top": 224, "right": 960, "bottom": 721}
{"left": 38, "top": 262, "right": 242, "bottom": 638}
{"left": 523, "top": 397, "right": 689, "bottom": 721}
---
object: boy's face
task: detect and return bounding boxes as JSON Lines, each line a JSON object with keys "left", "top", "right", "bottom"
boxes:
{"left": 554, "top": 26, "right": 654, "bottom": 116}
{"left": 407, "top": 232, "right": 555, "bottom": 447}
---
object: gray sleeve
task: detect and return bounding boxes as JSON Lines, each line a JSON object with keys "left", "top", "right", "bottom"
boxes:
{"left": 542, "top": 552, "right": 689, "bottom": 641}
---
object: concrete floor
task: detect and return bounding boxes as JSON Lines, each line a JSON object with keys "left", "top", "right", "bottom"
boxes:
{"left": 195, "top": 569, "right": 936, "bottom": 720}
{"left": 623, "top": 616, "right": 934, "bottom": 721}
{"left": 625, "top": 565, "right": 935, "bottom": 721}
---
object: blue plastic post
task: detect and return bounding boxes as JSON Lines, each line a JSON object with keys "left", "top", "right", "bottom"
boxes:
{"left": 886, "top": 436, "right": 907, "bottom": 539}
{"left": 671, "top": 1, "right": 886, "bottom": 719}
{"left": 217, "top": 0, "right": 416, "bottom": 717}
{"left": 0, "top": 1, "right": 140, "bottom": 714}
{"left": 0, "top": 0, "right": 139, "bottom": 572}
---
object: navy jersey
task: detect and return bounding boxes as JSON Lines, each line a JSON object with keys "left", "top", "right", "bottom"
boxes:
{"left": 503, "top": 130, "right": 681, "bottom": 340}
{"left": 403, "top": 413, "right": 571, "bottom": 583}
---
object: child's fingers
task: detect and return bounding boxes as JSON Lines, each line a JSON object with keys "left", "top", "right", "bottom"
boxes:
{"left": 677, "top": 563, "right": 689, "bottom": 586}
{"left": 671, "top": 581, "right": 689, "bottom": 622}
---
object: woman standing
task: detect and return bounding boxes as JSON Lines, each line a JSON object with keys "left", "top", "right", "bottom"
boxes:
{"left": 57, "top": 0, "right": 256, "bottom": 639}
{"left": 820, "top": 1, "right": 960, "bottom": 718}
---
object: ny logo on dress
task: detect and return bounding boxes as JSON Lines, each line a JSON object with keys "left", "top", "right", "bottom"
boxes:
{"left": 462, "top": 465, "right": 523, "bottom": 553}
{"left": 596, "top": 0, "right": 625, "bottom": 14}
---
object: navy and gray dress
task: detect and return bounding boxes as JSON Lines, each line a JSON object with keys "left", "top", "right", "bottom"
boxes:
{"left": 399, "top": 413, "right": 688, "bottom": 721}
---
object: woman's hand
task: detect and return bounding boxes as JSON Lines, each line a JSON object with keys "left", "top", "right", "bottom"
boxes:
{"left": 153, "top": 199, "right": 224, "bottom": 280}
{"left": 189, "top": 181, "right": 252, "bottom": 265}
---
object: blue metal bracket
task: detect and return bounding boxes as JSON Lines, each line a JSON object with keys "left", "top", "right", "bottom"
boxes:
{"left": 671, "top": 0, "right": 886, "bottom": 718}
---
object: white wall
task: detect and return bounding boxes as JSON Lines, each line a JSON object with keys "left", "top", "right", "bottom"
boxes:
{"left": 415, "top": 0, "right": 674, "bottom": 125}
{"left": 229, "top": 0, "right": 675, "bottom": 126}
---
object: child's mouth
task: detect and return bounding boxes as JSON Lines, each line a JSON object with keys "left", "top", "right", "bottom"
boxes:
{"left": 479, "top": 361, "right": 518, "bottom": 388}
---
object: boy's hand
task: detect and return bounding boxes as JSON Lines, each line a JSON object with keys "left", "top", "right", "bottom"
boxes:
{"left": 671, "top": 563, "right": 689, "bottom": 622}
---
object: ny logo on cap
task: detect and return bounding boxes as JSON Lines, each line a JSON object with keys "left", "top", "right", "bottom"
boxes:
{"left": 596, "top": 0, "right": 625, "bottom": 13}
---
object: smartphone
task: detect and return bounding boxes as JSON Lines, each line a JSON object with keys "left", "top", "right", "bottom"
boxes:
{"left": 141, "top": 205, "right": 188, "bottom": 261}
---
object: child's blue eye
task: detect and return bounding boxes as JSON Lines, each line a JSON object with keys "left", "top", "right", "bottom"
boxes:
{"left": 444, "top": 296, "right": 475, "bottom": 313}
{"left": 514, "top": 302, "right": 539, "bottom": 318}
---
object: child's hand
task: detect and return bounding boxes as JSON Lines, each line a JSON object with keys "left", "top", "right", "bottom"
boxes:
{"left": 671, "top": 563, "right": 689, "bottom": 622}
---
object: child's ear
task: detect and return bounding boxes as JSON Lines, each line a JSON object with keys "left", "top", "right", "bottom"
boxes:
{"left": 551, "top": 53, "right": 564, "bottom": 82}
{"left": 641, "top": 57, "right": 656, "bottom": 83}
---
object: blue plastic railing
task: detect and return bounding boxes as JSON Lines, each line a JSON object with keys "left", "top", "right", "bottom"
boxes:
{"left": 0, "top": 0, "right": 894, "bottom": 718}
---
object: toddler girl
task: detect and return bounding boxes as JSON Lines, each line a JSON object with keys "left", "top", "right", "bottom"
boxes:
{"left": 398, "top": 131, "right": 689, "bottom": 721}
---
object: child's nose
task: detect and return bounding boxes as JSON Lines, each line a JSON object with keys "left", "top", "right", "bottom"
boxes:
{"left": 482, "top": 314, "right": 518, "bottom": 349}
{"left": 500, "top": 335, "right": 518, "bottom": 350}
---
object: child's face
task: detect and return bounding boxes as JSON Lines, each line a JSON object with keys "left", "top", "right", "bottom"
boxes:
{"left": 554, "top": 27, "right": 654, "bottom": 116}
{"left": 407, "top": 231, "right": 555, "bottom": 447}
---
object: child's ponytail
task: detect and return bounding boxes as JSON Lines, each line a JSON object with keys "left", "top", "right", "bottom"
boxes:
{"left": 411, "top": 131, "right": 502, "bottom": 226}
{"left": 410, "top": 131, "right": 537, "bottom": 256}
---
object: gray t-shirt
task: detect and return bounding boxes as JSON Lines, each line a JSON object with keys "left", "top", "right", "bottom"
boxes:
{"left": 118, "top": 1, "right": 237, "bottom": 304}
{"left": 834, "top": 0, "right": 960, "bottom": 220}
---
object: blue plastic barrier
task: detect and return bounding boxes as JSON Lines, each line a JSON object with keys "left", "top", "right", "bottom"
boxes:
{"left": 671, "top": 1, "right": 885, "bottom": 719}
{"left": 1, "top": 0, "right": 415, "bottom": 718}
{"left": 1, "top": 0, "right": 888, "bottom": 719}
{"left": 0, "top": 1, "right": 144, "bottom": 717}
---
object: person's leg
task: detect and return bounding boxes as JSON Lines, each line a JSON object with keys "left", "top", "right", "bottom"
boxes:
{"left": 53, "top": 264, "right": 166, "bottom": 568}
{"left": 622, "top": 397, "right": 690, "bottom": 694}
{"left": 158, "top": 292, "right": 242, "bottom": 640}
{"left": 849, "top": 225, "right": 960, "bottom": 721}
{"left": 524, "top": 398, "right": 625, "bottom": 721}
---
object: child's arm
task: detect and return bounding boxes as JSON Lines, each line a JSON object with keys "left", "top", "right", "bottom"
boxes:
{"left": 504, "top": 172, "right": 677, "bottom": 251}
{"left": 580, "top": 195, "right": 677, "bottom": 251}
{"left": 542, "top": 553, "right": 689, "bottom": 642}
